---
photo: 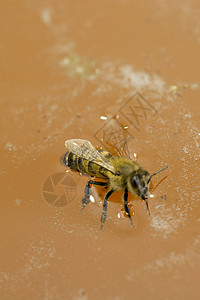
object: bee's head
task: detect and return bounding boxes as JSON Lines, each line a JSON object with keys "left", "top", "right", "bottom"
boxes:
{"left": 129, "top": 171, "right": 150, "bottom": 212}
{"left": 128, "top": 170, "right": 150, "bottom": 200}
{"left": 128, "top": 166, "right": 168, "bottom": 213}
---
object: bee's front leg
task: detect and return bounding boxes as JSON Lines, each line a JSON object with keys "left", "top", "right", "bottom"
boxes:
{"left": 124, "top": 187, "right": 134, "bottom": 227}
{"left": 100, "top": 188, "right": 114, "bottom": 230}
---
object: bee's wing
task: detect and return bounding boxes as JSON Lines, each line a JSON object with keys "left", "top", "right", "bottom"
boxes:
{"left": 65, "top": 139, "right": 117, "bottom": 174}
{"left": 105, "top": 138, "right": 130, "bottom": 159}
{"left": 97, "top": 117, "right": 132, "bottom": 160}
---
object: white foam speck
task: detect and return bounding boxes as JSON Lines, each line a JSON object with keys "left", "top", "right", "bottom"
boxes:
{"left": 120, "top": 65, "right": 165, "bottom": 93}
{"left": 40, "top": 8, "right": 52, "bottom": 25}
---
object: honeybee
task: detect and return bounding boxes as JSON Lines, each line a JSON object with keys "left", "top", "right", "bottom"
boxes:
{"left": 63, "top": 139, "right": 168, "bottom": 229}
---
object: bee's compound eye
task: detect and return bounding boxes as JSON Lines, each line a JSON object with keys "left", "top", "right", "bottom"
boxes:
{"left": 131, "top": 176, "right": 138, "bottom": 188}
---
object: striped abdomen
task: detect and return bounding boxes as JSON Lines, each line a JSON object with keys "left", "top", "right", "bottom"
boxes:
{"left": 64, "top": 151, "right": 110, "bottom": 179}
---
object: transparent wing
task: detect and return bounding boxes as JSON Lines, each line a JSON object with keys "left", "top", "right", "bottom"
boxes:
{"left": 94, "top": 116, "right": 133, "bottom": 160}
{"left": 65, "top": 139, "right": 117, "bottom": 174}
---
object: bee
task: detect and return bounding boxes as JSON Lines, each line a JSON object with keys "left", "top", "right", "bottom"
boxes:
{"left": 63, "top": 139, "right": 168, "bottom": 229}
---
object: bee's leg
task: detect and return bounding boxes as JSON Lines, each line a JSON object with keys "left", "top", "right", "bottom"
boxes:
{"left": 81, "top": 182, "right": 92, "bottom": 211}
{"left": 100, "top": 188, "right": 114, "bottom": 230}
{"left": 81, "top": 180, "right": 108, "bottom": 211}
{"left": 124, "top": 187, "right": 134, "bottom": 227}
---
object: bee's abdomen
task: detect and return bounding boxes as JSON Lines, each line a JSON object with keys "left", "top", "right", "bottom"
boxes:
{"left": 65, "top": 152, "right": 108, "bottom": 178}
{"left": 67, "top": 152, "right": 79, "bottom": 171}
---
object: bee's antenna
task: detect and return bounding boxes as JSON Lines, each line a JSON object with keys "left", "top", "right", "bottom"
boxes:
{"left": 147, "top": 166, "right": 168, "bottom": 184}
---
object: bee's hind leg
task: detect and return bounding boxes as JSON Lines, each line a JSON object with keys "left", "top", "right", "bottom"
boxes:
{"left": 124, "top": 187, "right": 134, "bottom": 227}
{"left": 81, "top": 181, "right": 92, "bottom": 211}
{"left": 81, "top": 180, "right": 108, "bottom": 211}
{"left": 100, "top": 188, "right": 114, "bottom": 230}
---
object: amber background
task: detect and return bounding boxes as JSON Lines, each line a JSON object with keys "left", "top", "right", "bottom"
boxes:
{"left": 0, "top": 1, "right": 200, "bottom": 299}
